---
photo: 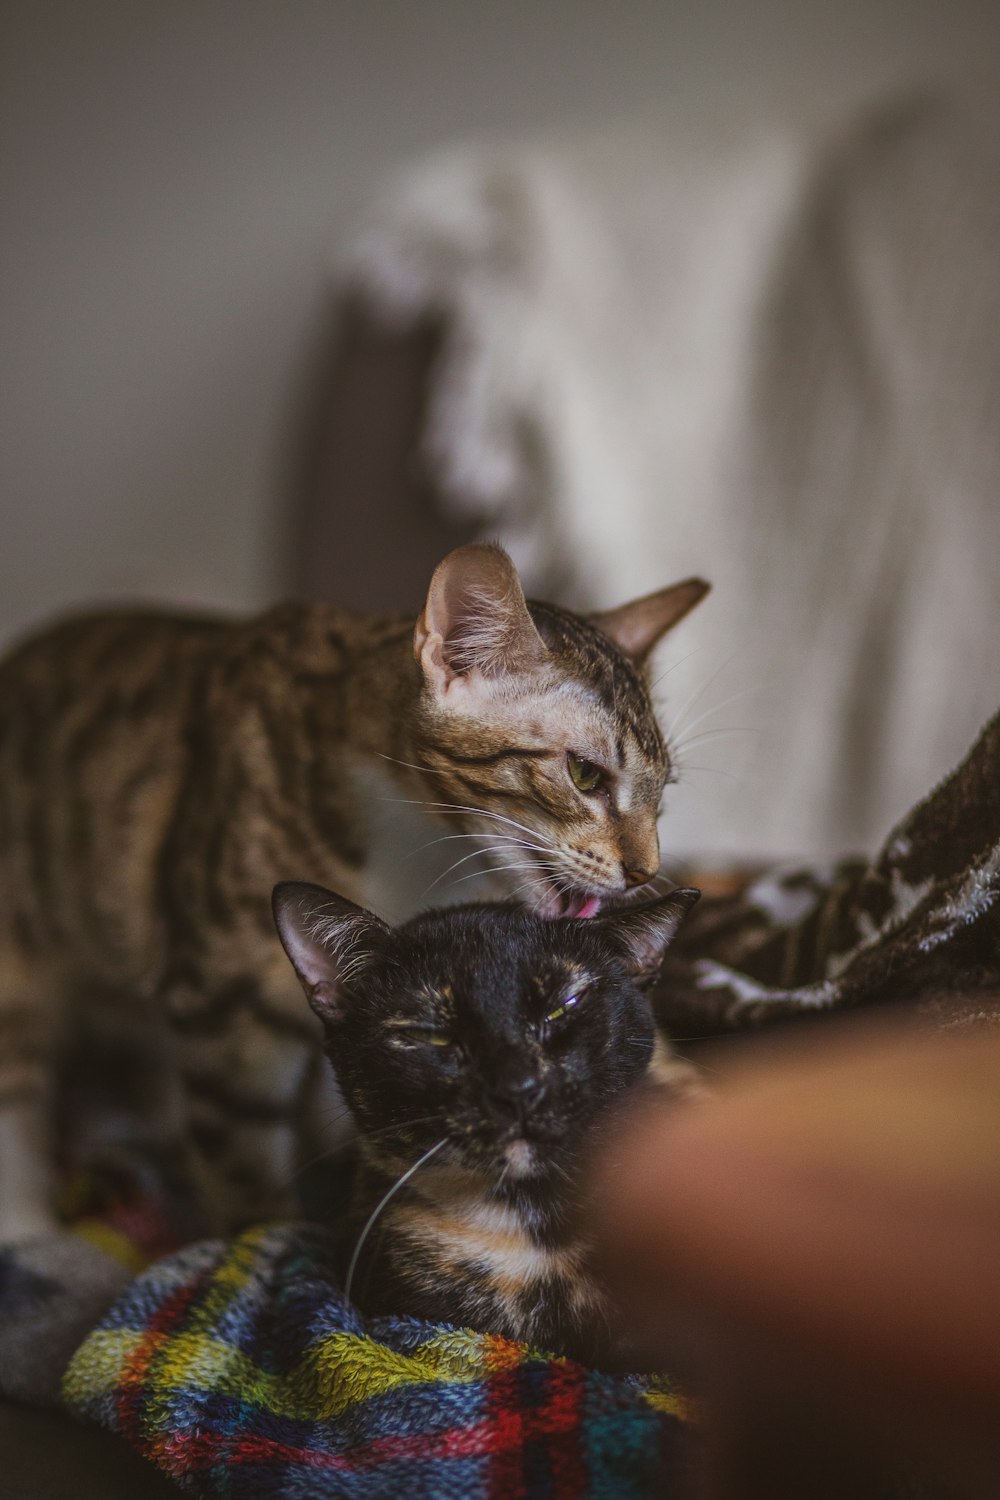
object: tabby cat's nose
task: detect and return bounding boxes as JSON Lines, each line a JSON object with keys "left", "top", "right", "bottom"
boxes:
{"left": 623, "top": 865, "right": 654, "bottom": 889}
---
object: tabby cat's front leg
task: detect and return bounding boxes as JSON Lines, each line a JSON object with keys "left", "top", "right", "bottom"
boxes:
{"left": 166, "top": 975, "right": 320, "bottom": 1234}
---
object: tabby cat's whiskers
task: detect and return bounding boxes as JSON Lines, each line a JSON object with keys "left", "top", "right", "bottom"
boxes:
{"left": 420, "top": 837, "right": 554, "bottom": 897}
{"left": 667, "top": 684, "right": 757, "bottom": 746}
{"left": 442, "top": 860, "right": 563, "bottom": 898}
{"left": 375, "top": 751, "right": 452, "bottom": 779}
{"left": 661, "top": 653, "right": 740, "bottom": 748}
{"left": 676, "top": 763, "right": 742, "bottom": 783}
{"left": 379, "top": 798, "right": 564, "bottom": 852}
{"left": 345, "top": 1137, "right": 448, "bottom": 1303}
{"left": 382, "top": 795, "right": 571, "bottom": 899}
{"left": 402, "top": 828, "right": 541, "bottom": 864}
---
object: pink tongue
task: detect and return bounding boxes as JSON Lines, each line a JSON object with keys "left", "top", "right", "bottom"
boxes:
{"left": 573, "top": 895, "right": 602, "bottom": 920}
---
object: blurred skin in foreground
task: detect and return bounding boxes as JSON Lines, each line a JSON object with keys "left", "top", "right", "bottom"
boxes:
{"left": 593, "top": 1010, "right": 1000, "bottom": 1500}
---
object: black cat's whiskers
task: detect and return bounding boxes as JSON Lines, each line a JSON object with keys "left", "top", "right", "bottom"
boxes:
{"left": 344, "top": 1137, "right": 448, "bottom": 1303}
{"left": 282, "top": 1114, "right": 445, "bottom": 1190}
{"left": 661, "top": 1034, "right": 730, "bottom": 1043}
{"left": 311, "top": 1100, "right": 355, "bottom": 1132}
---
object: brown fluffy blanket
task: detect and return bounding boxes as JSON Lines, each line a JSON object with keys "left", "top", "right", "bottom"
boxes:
{"left": 654, "top": 710, "right": 1000, "bottom": 1038}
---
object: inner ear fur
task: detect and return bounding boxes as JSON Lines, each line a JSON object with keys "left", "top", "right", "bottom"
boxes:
{"left": 272, "top": 881, "right": 389, "bottom": 1025}
{"left": 414, "top": 543, "right": 549, "bottom": 692}
{"left": 591, "top": 578, "right": 710, "bottom": 664}
{"left": 596, "top": 887, "right": 701, "bottom": 984}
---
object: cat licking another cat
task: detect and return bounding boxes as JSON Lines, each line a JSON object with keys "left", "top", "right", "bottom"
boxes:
{"left": 0, "top": 542, "right": 707, "bottom": 1249}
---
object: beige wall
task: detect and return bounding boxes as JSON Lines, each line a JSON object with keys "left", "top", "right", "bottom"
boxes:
{"left": 2, "top": 0, "right": 996, "bottom": 644}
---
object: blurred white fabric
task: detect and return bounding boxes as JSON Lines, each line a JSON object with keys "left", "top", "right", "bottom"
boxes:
{"left": 341, "top": 90, "right": 1000, "bottom": 861}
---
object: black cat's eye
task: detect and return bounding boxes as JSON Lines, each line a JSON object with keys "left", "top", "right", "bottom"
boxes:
{"left": 567, "top": 752, "right": 604, "bottom": 794}
{"left": 544, "top": 993, "right": 582, "bottom": 1024}
{"left": 386, "top": 1022, "right": 453, "bottom": 1049}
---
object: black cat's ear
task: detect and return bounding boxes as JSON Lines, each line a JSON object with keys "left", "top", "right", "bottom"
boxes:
{"left": 414, "top": 543, "right": 548, "bottom": 696}
{"left": 595, "top": 888, "right": 700, "bottom": 984}
{"left": 272, "top": 881, "right": 389, "bottom": 1026}
{"left": 591, "top": 579, "right": 710, "bottom": 665}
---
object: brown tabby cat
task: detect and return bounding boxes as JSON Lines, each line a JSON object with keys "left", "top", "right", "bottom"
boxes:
{"left": 0, "top": 544, "right": 708, "bottom": 1242}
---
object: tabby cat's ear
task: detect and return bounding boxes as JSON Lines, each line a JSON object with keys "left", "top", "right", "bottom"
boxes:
{"left": 414, "top": 543, "right": 548, "bottom": 697}
{"left": 590, "top": 578, "right": 710, "bottom": 665}
{"left": 595, "top": 888, "right": 700, "bottom": 984}
{"left": 272, "top": 881, "right": 389, "bottom": 1026}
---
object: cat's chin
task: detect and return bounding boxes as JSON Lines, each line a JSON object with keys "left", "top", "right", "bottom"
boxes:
{"left": 536, "top": 886, "right": 604, "bottom": 921}
{"left": 501, "top": 1138, "right": 541, "bottom": 1178}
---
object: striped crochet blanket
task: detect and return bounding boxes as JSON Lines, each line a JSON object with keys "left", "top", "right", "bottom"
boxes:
{"left": 62, "top": 1222, "right": 696, "bottom": 1499}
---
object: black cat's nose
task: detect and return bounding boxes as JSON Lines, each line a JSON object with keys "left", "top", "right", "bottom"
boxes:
{"left": 623, "top": 865, "right": 654, "bottom": 889}
{"left": 488, "top": 1062, "right": 546, "bottom": 1114}
{"left": 507, "top": 1072, "right": 545, "bottom": 1101}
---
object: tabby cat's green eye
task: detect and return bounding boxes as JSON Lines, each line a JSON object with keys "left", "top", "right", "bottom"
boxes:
{"left": 545, "top": 994, "right": 581, "bottom": 1024}
{"left": 567, "top": 753, "right": 603, "bottom": 793}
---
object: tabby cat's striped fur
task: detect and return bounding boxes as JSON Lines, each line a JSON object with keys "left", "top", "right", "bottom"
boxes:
{"left": 0, "top": 544, "right": 707, "bottom": 1241}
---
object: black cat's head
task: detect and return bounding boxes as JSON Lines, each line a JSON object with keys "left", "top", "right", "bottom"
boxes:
{"left": 272, "top": 884, "right": 699, "bottom": 1185}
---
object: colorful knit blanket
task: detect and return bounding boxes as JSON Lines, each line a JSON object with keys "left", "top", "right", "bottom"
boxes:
{"left": 62, "top": 1222, "right": 695, "bottom": 1498}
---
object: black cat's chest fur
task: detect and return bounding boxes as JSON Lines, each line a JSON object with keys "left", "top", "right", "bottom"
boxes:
{"left": 358, "top": 1176, "right": 610, "bottom": 1364}
{"left": 273, "top": 881, "right": 700, "bottom": 1366}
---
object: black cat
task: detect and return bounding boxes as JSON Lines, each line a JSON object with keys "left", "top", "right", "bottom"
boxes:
{"left": 273, "top": 883, "right": 700, "bottom": 1365}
